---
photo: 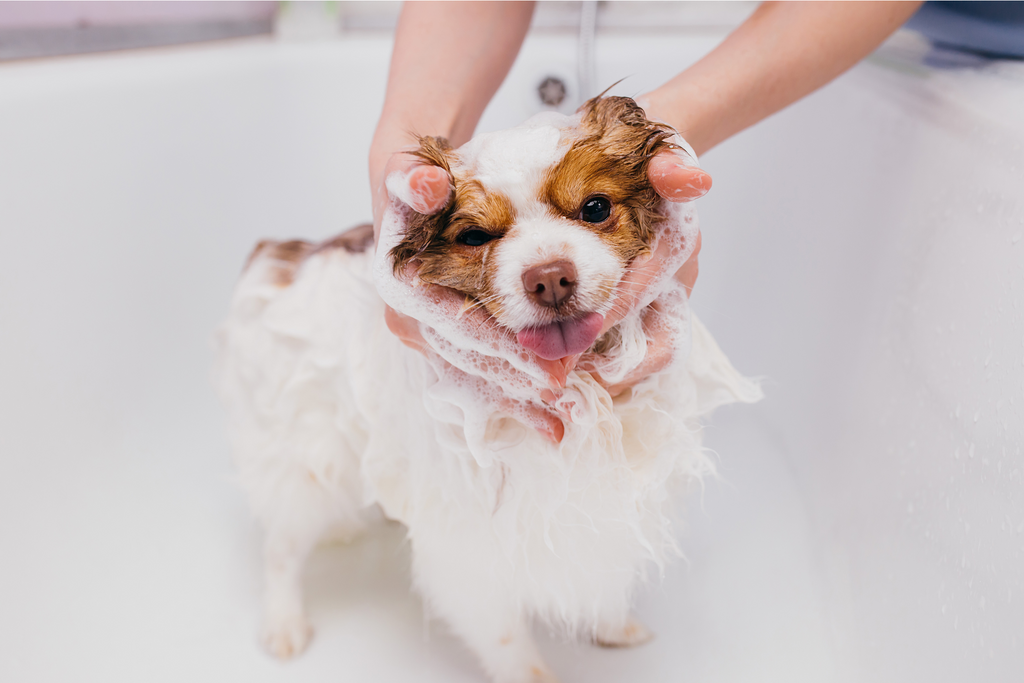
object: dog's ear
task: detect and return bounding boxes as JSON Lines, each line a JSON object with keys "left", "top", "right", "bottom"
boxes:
{"left": 552, "top": 96, "right": 680, "bottom": 246}
{"left": 578, "top": 95, "right": 710, "bottom": 202}
{"left": 577, "top": 96, "right": 677, "bottom": 165}
{"left": 389, "top": 136, "right": 456, "bottom": 274}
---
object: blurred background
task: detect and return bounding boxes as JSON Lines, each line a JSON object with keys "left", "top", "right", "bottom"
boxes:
{"left": 0, "top": 3, "right": 1022, "bottom": 683}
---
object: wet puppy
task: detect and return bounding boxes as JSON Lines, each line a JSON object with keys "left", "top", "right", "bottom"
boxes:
{"left": 389, "top": 96, "right": 676, "bottom": 360}
{"left": 217, "top": 96, "right": 758, "bottom": 683}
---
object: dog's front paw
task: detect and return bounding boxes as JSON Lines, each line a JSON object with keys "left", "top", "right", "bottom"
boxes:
{"left": 594, "top": 616, "right": 654, "bottom": 649}
{"left": 261, "top": 613, "right": 313, "bottom": 660}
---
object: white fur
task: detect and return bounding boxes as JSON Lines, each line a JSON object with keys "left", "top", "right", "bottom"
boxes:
{"left": 216, "top": 114, "right": 761, "bottom": 682}
{"left": 216, "top": 252, "right": 760, "bottom": 681}
{"left": 492, "top": 214, "right": 622, "bottom": 330}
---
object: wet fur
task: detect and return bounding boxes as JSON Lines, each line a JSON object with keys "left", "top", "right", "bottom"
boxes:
{"left": 389, "top": 96, "right": 677, "bottom": 323}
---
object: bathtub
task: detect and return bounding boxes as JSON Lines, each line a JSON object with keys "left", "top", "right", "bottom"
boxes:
{"left": 0, "top": 21, "right": 1022, "bottom": 683}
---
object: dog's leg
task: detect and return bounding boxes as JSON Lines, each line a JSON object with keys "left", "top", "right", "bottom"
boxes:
{"left": 440, "top": 595, "right": 558, "bottom": 683}
{"left": 594, "top": 615, "right": 654, "bottom": 648}
{"left": 413, "top": 545, "right": 559, "bottom": 683}
{"left": 260, "top": 521, "right": 322, "bottom": 659}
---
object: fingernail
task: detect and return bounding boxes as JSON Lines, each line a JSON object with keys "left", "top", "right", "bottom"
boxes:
{"left": 547, "top": 369, "right": 566, "bottom": 389}
{"left": 550, "top": 420, "right": 565, "bottom": 444}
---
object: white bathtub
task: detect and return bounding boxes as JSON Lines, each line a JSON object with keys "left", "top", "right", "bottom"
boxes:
{"left": 1, "top": 25, "right": 1022, "bottom": 683}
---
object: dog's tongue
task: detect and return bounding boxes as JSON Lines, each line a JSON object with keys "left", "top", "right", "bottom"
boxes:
{"left": 516, "top": 313, "right": 604, "bottom": 361}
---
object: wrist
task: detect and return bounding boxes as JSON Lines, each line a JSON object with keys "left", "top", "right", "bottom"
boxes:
{"left": 369, "top": 118, "right": 432, "bottom": 196}
{"left": 369, "top": 104, "right": 476, "bottom": 187}
{"left": 638, "top": 88, "right": 714, "bottom": 158}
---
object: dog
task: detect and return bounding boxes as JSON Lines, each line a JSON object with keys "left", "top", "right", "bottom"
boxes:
{"left": 216, "top": 96, "right": 760, "bottom": 682}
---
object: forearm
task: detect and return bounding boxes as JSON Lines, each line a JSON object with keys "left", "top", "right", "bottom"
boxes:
{"left": 370, "top": 1, "right": 535, "bottom": 183}
{"left": 642, "top": 1, "right": 923, "bottom": 156}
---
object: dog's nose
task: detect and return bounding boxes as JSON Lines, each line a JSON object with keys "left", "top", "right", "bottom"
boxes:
{"left": 522, "top": 260, "right": 577, "bottom": 308}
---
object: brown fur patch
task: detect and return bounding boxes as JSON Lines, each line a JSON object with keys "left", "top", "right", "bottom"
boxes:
{"left": 388, "top": 136, "right": 456, "bottom": 270}
{"left": 313, "top": 223, "right": 375, "bottom": 255}
{"left": 544, "top": 96, "right": 677, "bottom": 265}
{"left": 244, "top": 224, "right": 374, "bottom": 287}
{"left": 244, "top": 239, "right": 315, "bottom": 286}
{"left": 412, "top": 178, "right": 515, "bottom": 299}
{"left": 389, "top": 136, "right": 515, "bottom": 307}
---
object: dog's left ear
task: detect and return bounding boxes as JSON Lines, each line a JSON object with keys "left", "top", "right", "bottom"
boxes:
{"left": 388, "top": 136, "right": 455, "bottom": 275}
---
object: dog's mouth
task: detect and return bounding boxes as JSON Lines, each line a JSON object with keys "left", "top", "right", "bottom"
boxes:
{"left": 516, "top": 313, "right": 604, "bottom": 360}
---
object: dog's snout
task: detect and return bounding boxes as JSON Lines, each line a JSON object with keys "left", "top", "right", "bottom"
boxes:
{"left": 522, "top": 260, "right": 577, "bottom": 308}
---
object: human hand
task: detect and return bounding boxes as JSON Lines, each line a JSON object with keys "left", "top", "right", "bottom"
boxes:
{"left": 570, "top": 145, "right": 709, "bottom": 396}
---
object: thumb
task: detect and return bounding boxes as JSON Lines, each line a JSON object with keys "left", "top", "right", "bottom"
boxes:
{"left": 648, "top": 153, "right": 711, "bottom": 202}
{"left": 389, "top": 163, "right": 452, "bottom": 215}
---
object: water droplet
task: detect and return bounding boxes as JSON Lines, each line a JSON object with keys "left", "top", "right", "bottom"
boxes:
{"left": 907, "top": 502, "right": 915, "bottom": 514}
{"left": 979, "top": 596, "right": 986, "bottom": 609}
{"left": 978, "top": 204, "right": 985, "bottom": 214}
{"left": 942, "top": 604, "right": 948, "bottom": 615}
{"left": 1013, "top": 233, "right": 1022, "bottom": 245}
{"left": 969, "top": 443, "right": 976, "bottom": 459}
{"left": 955, "top": 404, "right": 962, "bottom": 418}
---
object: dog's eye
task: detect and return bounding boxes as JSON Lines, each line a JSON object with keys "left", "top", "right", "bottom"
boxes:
{"left": 580, "top": 196, "right": 611, "bottom": 223}
{"left": 457, "top": 229, "right": 498, "bottom": 247}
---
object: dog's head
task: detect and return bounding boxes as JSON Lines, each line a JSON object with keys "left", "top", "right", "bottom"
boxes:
{"left": 388, "top": 96, "right": 698, "bottom": 360}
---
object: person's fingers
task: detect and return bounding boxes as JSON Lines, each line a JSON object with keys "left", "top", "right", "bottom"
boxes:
{"left": 372, "top": 152, "right": 418, "bottom": 243}
{"left": 584, "top": 303, "right": 678, "bottom": 397}
{"left": 513, "top": 400, "right": 565, "bottom": 444}
{"left": 405, "top": 164, "right": 452, "bottom": 214}
{"left": 384, "top": 305, "right": 427, "bottom": 352}
{"left": 430, "top": 356, "right": 566, "bottom": 444}
{"left": 648, "top": 153, "right": 711, "bottom": 202}
{"left": 373, "top": 149, "right": 452, "bottom": 243}
{"left": 602, "top": 340, "right": 673, "bottom": 397}
{"left": 673, "top": 230, "right": 701, "bottom": 297}
{"left": 559, "top": 353, "right": 583, "bottom": 376}
{"left": 382, "top": 157, "right": 451, "bottom": 218}
{"left": 598, "top": 232, "right": 673, "bottom": 335}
